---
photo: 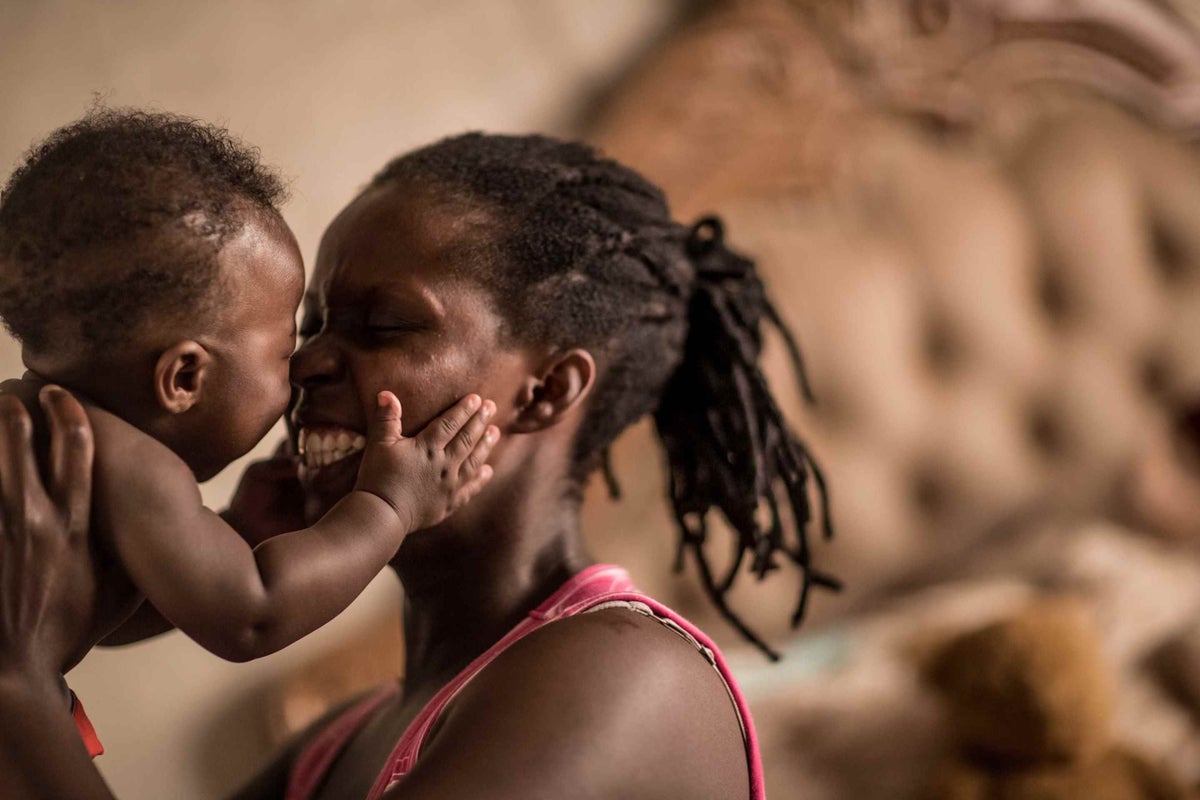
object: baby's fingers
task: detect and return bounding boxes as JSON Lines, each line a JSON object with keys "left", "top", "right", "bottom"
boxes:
{"left": 420, "top": 394, "right": 481, "bottom": 449}
{"left": 458, "top": 424, "right": 499, "bottom": 483}
{"left": 451, "top": 464, "right": 494, "bottom": 511}
{"left": 446, "top": 400, "right": 495, "bottom": 463}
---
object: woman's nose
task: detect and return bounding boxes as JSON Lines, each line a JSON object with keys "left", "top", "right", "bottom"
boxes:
{"left": 290, "top": 333, "right": 343, "bottom": 388}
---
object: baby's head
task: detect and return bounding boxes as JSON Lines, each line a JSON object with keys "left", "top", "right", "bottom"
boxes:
{"left": 0, "top": 109, "right": 304, "bottom": 480}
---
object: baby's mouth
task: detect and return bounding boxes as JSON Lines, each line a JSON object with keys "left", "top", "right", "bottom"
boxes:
{"left": 298, "top": 426, "right": 366, "bottom": 470}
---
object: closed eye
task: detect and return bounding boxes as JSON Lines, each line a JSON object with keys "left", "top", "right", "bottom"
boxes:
{"left": 363, "top": 324, "right": 423, "bottom": 345}
{"left": 368, "top": 324, "right": 420, "bottom": 333}
{"left": 365, "top": 311, "right": 424, "bottom": 337}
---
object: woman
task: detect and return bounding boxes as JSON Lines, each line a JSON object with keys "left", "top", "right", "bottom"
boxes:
{"left": 0, "top": 133, "right": 833, "bottom": 799}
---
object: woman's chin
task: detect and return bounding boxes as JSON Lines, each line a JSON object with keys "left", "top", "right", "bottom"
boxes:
{"left": 298, "top": 450, "right": 363, "bottom": 514}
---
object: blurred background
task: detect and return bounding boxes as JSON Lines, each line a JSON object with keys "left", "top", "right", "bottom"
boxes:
{"left": 5, "top": 0, "right": 1200, "bottom": 797}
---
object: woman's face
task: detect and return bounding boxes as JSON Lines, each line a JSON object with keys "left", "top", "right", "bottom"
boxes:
{"left": 290, "top": 182, "right": 535, "bottom": 516}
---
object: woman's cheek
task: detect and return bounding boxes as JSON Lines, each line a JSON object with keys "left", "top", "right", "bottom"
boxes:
{"left": 364, "top": 357, "right": 466, "bottom": 434}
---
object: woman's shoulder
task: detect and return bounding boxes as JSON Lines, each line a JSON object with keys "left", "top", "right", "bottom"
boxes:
{"left": 494, "top": 604, "right": 743, "bottom": 728}
{"left": 407, "top": 606, "right": 751, "bottom": 799}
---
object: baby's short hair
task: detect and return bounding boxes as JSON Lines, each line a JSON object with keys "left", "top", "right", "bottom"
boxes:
{"left": 0, "top": 108, "right": 288, "bottom": 355}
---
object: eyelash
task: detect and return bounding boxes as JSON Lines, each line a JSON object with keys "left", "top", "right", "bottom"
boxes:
{"left": 367, "top": 324, "right": 416, "bottom": 335}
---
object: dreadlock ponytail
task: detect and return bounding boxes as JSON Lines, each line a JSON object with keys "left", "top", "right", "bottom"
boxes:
{"left": 653, "top": 216, "right": 839, "bottom": 661}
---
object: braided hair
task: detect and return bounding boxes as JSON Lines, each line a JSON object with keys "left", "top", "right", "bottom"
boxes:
{"left": 372, "top": 133, "right": 838, "bottom": 658}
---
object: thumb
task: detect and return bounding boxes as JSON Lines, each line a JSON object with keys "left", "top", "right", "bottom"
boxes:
{"left": 368, "top": 391, "right": 404, "bottom": 446}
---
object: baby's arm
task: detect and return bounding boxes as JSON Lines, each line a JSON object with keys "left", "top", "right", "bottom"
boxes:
{"left": 100, "top": 445, "right": 309, "bottom": 646}
{"left": 95, "top": 392, "right": 497, "bottom": 662}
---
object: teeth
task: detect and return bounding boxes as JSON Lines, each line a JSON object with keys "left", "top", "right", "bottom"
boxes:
{"left": 299, "top": 426, "right": 366, "bottom": 470}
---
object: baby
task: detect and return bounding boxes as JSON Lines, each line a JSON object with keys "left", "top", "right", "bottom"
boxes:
{"left": 0, "top": 109, "right": 499, "bottom": 679}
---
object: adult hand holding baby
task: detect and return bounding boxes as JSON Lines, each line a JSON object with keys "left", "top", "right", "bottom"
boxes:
{"left": 0, "top": 385, "right": 115, "bottom": 800}
{"left": 0, "top": 385, "right": 94, "bottom": 680}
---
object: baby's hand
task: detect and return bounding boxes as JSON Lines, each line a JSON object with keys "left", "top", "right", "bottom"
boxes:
{"left": 354, "top": 391, "right": 499, "bottom": 532}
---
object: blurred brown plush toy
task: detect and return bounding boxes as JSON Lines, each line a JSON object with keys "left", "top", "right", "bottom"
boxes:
{"left": 921, "top": 598, "right": 1188, "bottom": 800}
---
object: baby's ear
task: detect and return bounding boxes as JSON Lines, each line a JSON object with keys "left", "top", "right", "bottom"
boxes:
{"left": 510, "top": 348, "right": 596, "bottom": 434}
{"left": 154, "top": 341, "right": 212, "bottom": 414}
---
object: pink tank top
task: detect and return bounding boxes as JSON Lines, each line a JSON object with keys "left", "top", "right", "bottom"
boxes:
{"left": 285, "top": 564, "right": 766, "bottom": 799}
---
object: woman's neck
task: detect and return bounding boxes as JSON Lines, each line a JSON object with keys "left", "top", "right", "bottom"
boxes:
{"left": 393, "top": 466, "right": 594, "bottom": 693}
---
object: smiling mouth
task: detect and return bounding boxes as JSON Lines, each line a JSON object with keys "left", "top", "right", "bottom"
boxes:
{"left": 298, "top": 426, "right": 366, "bottom": 470}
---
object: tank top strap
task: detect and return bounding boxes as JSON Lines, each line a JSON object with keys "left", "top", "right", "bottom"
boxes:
{"left": 528, "top": 563, "right": 638, "bottom": 620}
{"left": 285, "top": 683, "right": 398, "bottom": 800}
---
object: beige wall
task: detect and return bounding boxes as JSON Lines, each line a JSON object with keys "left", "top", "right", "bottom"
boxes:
{"left": 0, "top": 2, "right": 680, "bottom": 797}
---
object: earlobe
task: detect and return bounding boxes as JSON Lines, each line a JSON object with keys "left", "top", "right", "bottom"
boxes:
{"left": 511, "top": 348, "right": 596, "bottom": 433}
{"left": 154, "top": 341, "right": 210, "bottom": 415}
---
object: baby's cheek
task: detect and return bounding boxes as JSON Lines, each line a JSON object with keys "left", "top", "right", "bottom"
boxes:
{"left": 271, "top": 366, "right": 294, "bottom": 418}
{"left": 242, "top": 359, "right": 290, "bottom": 431}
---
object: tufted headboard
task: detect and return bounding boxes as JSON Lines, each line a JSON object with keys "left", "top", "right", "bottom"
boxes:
{"left": 581, "top": 0, "right": 1200, "bottom": 640}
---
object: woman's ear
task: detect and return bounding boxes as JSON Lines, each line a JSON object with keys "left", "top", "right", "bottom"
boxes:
{"left": 154, "top": 341, "right": 211, "bottom": 415}
{"left": 511, "top": 348, "right": 596, "bottom": 434}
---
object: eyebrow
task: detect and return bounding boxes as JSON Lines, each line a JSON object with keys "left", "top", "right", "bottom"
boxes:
{"left": 312, "top": 280, "right": 446, "bottom": 324}
{"left": 372, "top": 285, "right": 444, "bottom": 319}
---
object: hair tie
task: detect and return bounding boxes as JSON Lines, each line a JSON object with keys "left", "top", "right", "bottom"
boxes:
{"left": 685, "top": 215, "right": 724, "bottom": 258}
{"left": 686, "top": 215, "right": 754, "bottom": 281}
